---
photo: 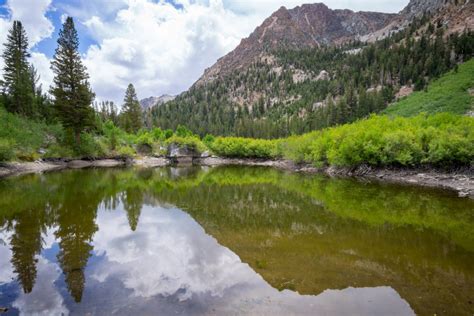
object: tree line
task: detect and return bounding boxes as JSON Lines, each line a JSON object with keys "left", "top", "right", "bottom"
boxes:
{"left": 0, "top": 18, "right": 144, "bottom": 148}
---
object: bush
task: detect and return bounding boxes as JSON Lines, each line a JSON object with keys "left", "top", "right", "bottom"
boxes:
{"left": 75, "top": 133, "right": 106, "bottom": 157}
{"left": 210, "top": 137, "right": 277, "bottom": 159}
{"left": 43, "top": 144, "right": 74, "bottom": 159}
{"left": 0, "top": 139, "right": 15, "bottom": 161}
{"left": 166, "top": 135, "right": 206, "bottom": 154}
{"left": 117, "top": 145, "right": 136, "bottom": 158}
{"left": 203, "top": 134, "right": 215, "bottom": 147}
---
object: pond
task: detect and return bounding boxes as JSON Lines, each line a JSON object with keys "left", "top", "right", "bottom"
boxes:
{"left": 0, "top": 166, "right": 473, "bottom": 315}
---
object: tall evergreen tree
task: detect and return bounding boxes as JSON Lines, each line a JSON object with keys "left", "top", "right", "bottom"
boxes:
{"left": 2, "top": 20, "right": 34, "bottom": 116}
{"left": 121, "top": 83, "right": 143, "bottom": 133}
{"left": 50, "top": 17, "right": 95, "bottom": 144}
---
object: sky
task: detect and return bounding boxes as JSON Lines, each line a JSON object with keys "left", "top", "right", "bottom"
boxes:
{"left": 0, "top": 0, "right": 409, "bottom": 105}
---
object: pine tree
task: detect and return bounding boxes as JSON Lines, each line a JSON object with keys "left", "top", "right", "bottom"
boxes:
{"left": 1, "top": 21, "right": 34, "bottom": 116}
{"left": 121, "top": 83, "right": 143, "bottom": 133}
{"left": 50, "top": 17, "right": 95, "bottom": 144}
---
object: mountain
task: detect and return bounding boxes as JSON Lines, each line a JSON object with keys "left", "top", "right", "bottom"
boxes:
{"left": 196, "top": 3, "right": 395, "bottom": 85}
{"left": 153, "top": 0, "right": 474, "bottom": 138}
{"left": 140, "top": 95, "right": 175, "bottom": 110}
{"left": 364, "top": 0, "right": 474, "bottom": 41}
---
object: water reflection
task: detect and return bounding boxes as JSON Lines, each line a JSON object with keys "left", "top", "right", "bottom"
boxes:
{"left": 0, "top": 166, "right": 473, "bottom": 315}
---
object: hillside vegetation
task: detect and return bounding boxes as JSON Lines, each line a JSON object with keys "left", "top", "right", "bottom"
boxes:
{"left": 385, "top": 59, "right": 474, "bottom": 116}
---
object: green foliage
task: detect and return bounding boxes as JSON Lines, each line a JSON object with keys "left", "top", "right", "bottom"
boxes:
{"left": 117, "top": 145, "right": 136, "bottom": 158}
{"left": 164, "top": 129, "right": 173, "bottom": 139}
{"left": 0, "top": 107, "right": 64, "bottom": 160}
{"left": 0, "top": 139, "right": 15, "bottom": 161}
{"left": 210, "top": 137, "right": 277, "bottom": 159}
{"left": 385, "top": 59, "right": 474, "bottom": 116}
{"left": 43, "top": 144, "right": 74, "bottom": 159}
{"left": 120, "top": 83, "right": 143, "bottom": 133}
{"left": 175, "top": 125, "right": 193, "bottom": 137}
{"left": 203, "top": 134, "right": 215, "bottom": 147}
{"left": 278, "top": 113, "right": 474, "bottom": 167}
{"left": 50, "top": 17, "right": 95, "bottom": 143}
{"left": 165, "top": 135, "right": 206, "bottom": 154}
{"left": 72, "top": 133, "right": 106, "bottom": 157}
{"left": 1, "top": 21, "right": 34, "bottom": 117}
{"left": 151, "top": 127, "right": 164, "bottom": 141}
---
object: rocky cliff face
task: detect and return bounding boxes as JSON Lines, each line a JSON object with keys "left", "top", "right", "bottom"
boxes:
{"left": 140, "top": 94, "right": 176, "bottom": 110}
{"left": 196, "top": 3, "right": 395, "bottom": 85}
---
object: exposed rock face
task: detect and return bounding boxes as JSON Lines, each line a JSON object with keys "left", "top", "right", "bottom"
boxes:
{"left": 167, "top": 143, "right": 200, "bottom": 164}
{"left": 196, "top": 3, "right": 395, "bottom": 85}
{"left": 140, "top": 94, "right": 176, "bottom": 110}
{"left": 363, "top": 0, "right": 473, "bottom": 42}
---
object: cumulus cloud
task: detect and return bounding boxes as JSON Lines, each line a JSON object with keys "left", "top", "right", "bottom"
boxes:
{"left": 0, "top": 0, "right": 409, "bottom": 105}
{"left": 82, "top": 0, "right": 260, "bottom": 104}
{"left": 3, "top": 0, "right": 54, "bottom": 46}
{"left": 0, "top": 0, "right": 54, "bottom": 92}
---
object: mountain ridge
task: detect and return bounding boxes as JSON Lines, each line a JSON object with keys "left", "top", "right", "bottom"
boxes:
{"left": 196, "top": 3, "right": 395, "bottom": 86}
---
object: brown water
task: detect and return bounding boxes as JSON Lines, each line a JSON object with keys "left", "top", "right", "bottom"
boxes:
{"left": 0, "top": 166, "right": 473, "bottom": 315}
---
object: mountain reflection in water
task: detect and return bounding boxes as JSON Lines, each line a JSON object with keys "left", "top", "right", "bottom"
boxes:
{"left": 0, "top": 166, "right": 473, "bottom": 315}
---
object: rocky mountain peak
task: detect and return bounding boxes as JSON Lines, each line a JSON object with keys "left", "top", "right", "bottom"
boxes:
{"left": 195, "top": 3, "right": 395, "bottom": 86}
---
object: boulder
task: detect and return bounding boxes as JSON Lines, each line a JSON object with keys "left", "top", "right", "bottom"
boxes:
{"left": 167, "top": 143, "right": 199, "bottom": 164}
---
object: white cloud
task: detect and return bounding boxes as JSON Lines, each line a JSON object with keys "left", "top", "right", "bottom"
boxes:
{"left": 0, "top": 0, "right": 54, "bottom": 89}
{"left": 5, "top": 0, "right": 54, "bottom": 46}
{"left": 30, "top": 52, "right": 54, "bottom": 93}
{"left": 82, "top": 0, "right": 259, "bottom": 104}
{"left": 12, "top": 257, "right": 69, "bottom": 316}
{"left": 0, "top": 0, "right": 410, "bottom": 105}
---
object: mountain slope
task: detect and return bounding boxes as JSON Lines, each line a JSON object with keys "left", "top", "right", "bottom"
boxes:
{"left": 197, "top": 3, "right": 395, "bottom": 85}
{"left": 385, "top": 59, "right": 474, "bottom": 117}
{"left": 153, "top": 0, "right": 474, "bottom": 138}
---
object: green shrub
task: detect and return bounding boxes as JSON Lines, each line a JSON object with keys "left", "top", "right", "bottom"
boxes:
{"left": 166, "top": 135, "right": 206, "bottom": 154}
{"left": 43, "top": 144, "right": 74, "bottom": 159}
{"left": 163, "top": 129, "right": 173, "bottom": 139}
{"left": 117, "top": 145, "right": 136, "bottom": 158}
{"left": 175, "top": 125, "right": 193, "bottom": 138}
{"left": 210, "top": 137, "right": 277, "bottom": 159}
{"left": 203, "top": 134, "right": 215, "bottom": 147}
{"left": 151, "top": 127, "right": 164, "bottom": 141}
{"left": 0, "top": 139, "right": 15, "bottom": 161}
{"left": 75, "top": 133, "right": 106, "bottom": 157}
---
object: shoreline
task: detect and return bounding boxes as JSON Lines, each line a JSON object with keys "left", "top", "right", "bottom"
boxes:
{"left": 1, "top": 156, "right": 472, "bottom": 198}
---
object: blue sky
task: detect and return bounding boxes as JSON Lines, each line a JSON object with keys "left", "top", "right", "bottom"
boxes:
{"left": 0, "top": 0, "right": 409, "bottom": 105}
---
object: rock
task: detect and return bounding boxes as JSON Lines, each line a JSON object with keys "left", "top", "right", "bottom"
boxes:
{"left": 167, "top": 143, "right": 195, "bottom": 158}
{"left": 201, "top": 151, "right": 211, "bottom": 158}
{"left": 136, "top": 143, "right": 152, "bottom": 155}
{"left": 92, "top": 159, "right": 125, "bottom": 168}
{"left": 134, "top": 157, "right": 170, "bottom": 168}
{"left": 167, "top": 143, "right": 199, "bottom": 164}
{"left": 68, "top": 160, "right": 92, "bottom": 169}
{"left": 315, "top": 70, "right": 330, "bottom": 81}
{"left": 38, "top": 148, "right": 47, "bottom": 155}
{"left": 458, "top": 191, "right": 469, "bottom": 198}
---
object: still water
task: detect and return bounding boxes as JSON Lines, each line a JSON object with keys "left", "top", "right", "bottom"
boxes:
{"left": 0, "top": 166, "right": 473, "bottom": 315}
